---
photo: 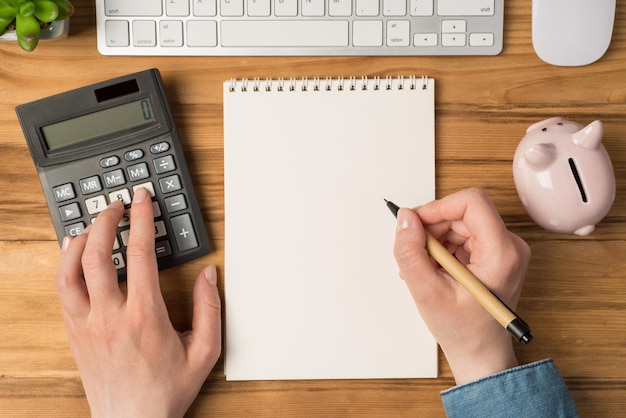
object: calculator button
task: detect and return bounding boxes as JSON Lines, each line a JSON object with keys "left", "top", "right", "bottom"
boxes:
{"left": 119, "top": 201, "right": 161, "bottom": 227}
{"left": 124, "top": 149, "right": 144, "bottom": 161}
{"left": 165, "top": 194, "right": 187, "bottom": 213}
{"left": 159, "top": 174, "right": 182, "bottom": 193}
{"left": 99, "top": 155, "right": 120, "bottom": 168}
{"left": 53, "top": 183, "right": 76, "bottom": 202}
{"left": 171, "top": 214, "right": 199, "bottom": 251}
{"left": 109, "top": 188, "right": 132, "bottom": 205}
{"left": 85, "top": 195, "right": 108, "bottom": 214}
{"left": 153, "top": 155, "right": 176, "bottom": 174}
{"left": 132, "top": 182, "right": 156, "bottom": 197}
{"left": 59, "top": 202, "right": 82, "bottom": 222}
{"left": 112, "top": 253, "right": 126, "bottom": 270}
{"left": 64, "top": 222, "right": 85, "bottom": 237}
{"left": 80, "top": 176, "right": 103, "bottom": 195}
{"left": 150, "top": 142, "right": 170, "bottom": 154}
{"left": 120, "top": 220, "right": 167, "bottom": 246}
{"left": 127, "top": 162, "right": 150, "bottom": 182}
{"left": 156, "top": 240, "right": 172, "bottom": 258}
{"left": 103, "top": 169, "right": 126, "bottom": 188}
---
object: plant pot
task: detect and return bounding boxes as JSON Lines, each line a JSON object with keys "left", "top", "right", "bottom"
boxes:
{"left": 0, "top": 18, "right": 69, "bottom": 42}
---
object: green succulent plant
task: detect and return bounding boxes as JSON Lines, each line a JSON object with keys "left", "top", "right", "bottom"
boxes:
{"left": 0, "top": 0, "right": 73, "bottom": 51}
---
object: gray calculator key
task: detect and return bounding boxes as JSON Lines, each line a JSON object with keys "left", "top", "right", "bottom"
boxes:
{"left": 170, "top": 213, "right": 199, "bottom": 251}
{"left": 165, "top": 194, "right": 187, "bottom": 213}
{"left": 103, "top": 169, "right": 126, "bottom": 188}
{"left": 59, "top": 202, "right": 82, "bottom": 221}
{"left": 53, "top": 183, "right": 76, "bottom": 202}
{"left": 153, "top": 155, "right": 176, "bottom": 174}
{"left": 79, "top": 175, "right": 103, "bottom": 195}
{"left": 64, "top": 222, "right": 85, "bottom": 237}
{"left": 99, "top": 155, "right": 120, "bottom": 168}
{"left": 150, "top": 141, "right": 170, "bottom": 154}
{"left": 127, "top": 162, "right": 150, "bottom": 182}
{"left": 124, "top": 149, "right": 144, "bottom": 161}
{"left": 159, "top": 174, "right": 182, "bottom": 193}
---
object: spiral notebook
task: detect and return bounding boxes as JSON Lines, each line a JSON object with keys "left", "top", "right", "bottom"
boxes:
{"left": 223, "top": 76, "right": 437, "bottom": 381}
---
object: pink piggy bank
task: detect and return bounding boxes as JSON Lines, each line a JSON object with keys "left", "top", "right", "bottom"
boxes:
{"left": 513, "top": 117, "right": 615, "bottom": 235}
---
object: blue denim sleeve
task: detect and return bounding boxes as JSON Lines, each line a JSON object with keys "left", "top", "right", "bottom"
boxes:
{"left": 440, "top": 359, "right": 578, "bottom": 418}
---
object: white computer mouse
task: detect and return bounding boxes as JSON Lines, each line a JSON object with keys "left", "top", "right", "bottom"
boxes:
{"left": 532, "top": 0, "right": 616, "bottom": 66}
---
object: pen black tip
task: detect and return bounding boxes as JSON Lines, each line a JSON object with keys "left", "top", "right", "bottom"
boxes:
{"left": 384, "top": 199, "right": 400, "bottom": 218}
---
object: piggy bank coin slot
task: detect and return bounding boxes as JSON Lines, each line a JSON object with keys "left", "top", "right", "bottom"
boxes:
{"left": 568, "top": 158, "right": 587, "bottom": 203}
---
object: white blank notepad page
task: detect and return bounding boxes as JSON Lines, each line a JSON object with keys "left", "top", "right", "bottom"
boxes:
{"left": 224, "top": 76, "right": 437, "bottom": 380}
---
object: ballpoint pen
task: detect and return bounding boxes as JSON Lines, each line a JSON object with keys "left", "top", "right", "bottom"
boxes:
{"left": 384, "top": 199, "right": 533, "bottom": 344}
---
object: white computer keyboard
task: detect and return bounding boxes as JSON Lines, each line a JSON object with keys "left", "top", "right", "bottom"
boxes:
{"left": 96, "top": 0, "right": 503, "bottom": 56}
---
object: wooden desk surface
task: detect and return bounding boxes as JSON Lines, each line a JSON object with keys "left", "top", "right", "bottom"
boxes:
{"left": 1, "top": 1, "right": 625, "bottom": 416}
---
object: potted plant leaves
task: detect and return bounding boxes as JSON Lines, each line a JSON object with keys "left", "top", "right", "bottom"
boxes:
{"left": 0, "top": 0, "right": 74, "bottom": 52}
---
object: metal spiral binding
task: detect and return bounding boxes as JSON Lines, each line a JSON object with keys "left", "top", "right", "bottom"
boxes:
{"left": 228, "top": 76, "right": 430, "bottom": 92}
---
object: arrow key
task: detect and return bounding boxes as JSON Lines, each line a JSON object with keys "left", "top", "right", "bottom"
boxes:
{"left": 59, "top": 202, "right": 82, "bottom": 222}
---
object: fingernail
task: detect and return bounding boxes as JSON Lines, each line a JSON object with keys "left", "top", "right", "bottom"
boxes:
{"left": 397, "top": 209, "right": 411, "bottom": 231}
{"left": 204, "top": 265, "right": 217, "bottom": 286}
{"left": 133, "top": 187, "right": 148, "bottom": 204}
{"left": 106, "top": 199, "right": 124, "bottom": 211}
{"left": 61, "top": 236, "right": 72, "bottom": 252}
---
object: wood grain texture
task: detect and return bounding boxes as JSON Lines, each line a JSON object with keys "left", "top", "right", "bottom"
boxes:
{"left": 1, "top": 0, "right": 626, "bottom": 416}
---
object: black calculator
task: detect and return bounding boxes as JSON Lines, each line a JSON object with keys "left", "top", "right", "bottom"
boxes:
{"left": 16, "top": 69, "right": 211, "bottom": 280}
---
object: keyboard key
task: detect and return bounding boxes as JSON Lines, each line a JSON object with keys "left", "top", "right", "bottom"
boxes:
{"left": 387, "top": 20, "right": 410, "bottom": 46}
{"left": 125, "top": 37, "right": 151, "bottom": 52}
{"left": 410, "top": 0, "right": 433, "bottom": 16}
{"left": 301, "top": 0, "right": 324, "bottom": 16}
{"left": 221, "top": 0, "right": 244, "bottom": 16}
{"left": 160, "top": 21, "right": 184, "bottom": 47}
{"left": 353, "top": 21, "right": 383, "bottom": 47}
{"left": 221, "top": 21, "right": 349, "bottom": 47}
{"left": 194, "top": 0, "right": 217, "bottom": 16}
{"left": 104, "top": 0, "right": 162, "bottom": 16}
{"left": 329, "top": 0, "right": 351, "bottom": 17}
{"left": 248, "top": 0, "right": 271, "bottom": 17}
{"left": 442, "top": 20, "right": 466, "bottom": 33}
{"left": 166, "top": 0, "right": 190, "bottom": 17}
{"left": 469, "top": 33, "right": 494, "bottom": 47}
{"left": 105, "top": 20, "right": 129, "bottom": 47}
{"left": 187, "top": 20, "right": 218, "bottom": 47}
{"left": 356, "top": 0, "right": 379, "bottom": 16}
{"left": 275, "top": 0, "right": 297, "bottom": 17}
{"left": 438, "top": 0, "right": 495, "bottom": 16}
{"left": 383, "top": 0, "right": 407, "bottom": 16}
{"left": 414, "top": 33, "right": 438, "bottom": 46}
{"left": 442, "top": 33, "right": 466, "bottom": 46}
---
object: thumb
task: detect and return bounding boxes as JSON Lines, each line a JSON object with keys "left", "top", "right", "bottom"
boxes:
{"left": 183, "top": 265, "right": 222, "bottom": 372}
{"left": 393, "top": 208, "right": 447, "bottom": 304}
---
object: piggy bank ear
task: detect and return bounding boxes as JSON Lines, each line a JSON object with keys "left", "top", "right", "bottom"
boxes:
{"left": 524, "top": 143, "right": 556, "bottom": 169}
{"left": 573, "top": 120, "right": 604, "bottom": 150}
{"left": 526, "top": 117, "right": 563, "bottom": 133}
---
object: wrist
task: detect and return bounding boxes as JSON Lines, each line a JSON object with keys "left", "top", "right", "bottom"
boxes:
{"left": 442, "top": 332, "right": 518, "bottom": 386}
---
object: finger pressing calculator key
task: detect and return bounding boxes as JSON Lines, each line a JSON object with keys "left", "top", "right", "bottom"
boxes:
{"left": 16, "top": 68, "right": 211, "bottom": 281}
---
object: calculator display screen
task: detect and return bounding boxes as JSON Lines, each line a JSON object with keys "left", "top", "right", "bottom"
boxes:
{"left": 41, "top": 99, "right": 156, "bottom": 150}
